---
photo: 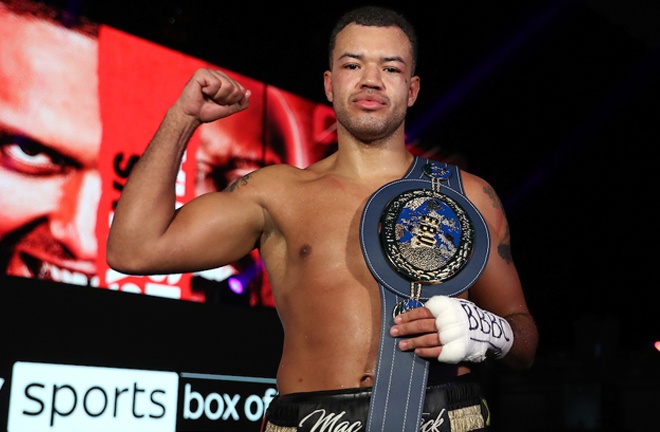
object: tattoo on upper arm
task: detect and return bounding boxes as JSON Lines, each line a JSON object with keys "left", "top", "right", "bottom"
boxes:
{"left": 483, "top": 185, "right": 502, "bottom": 210}
{"left": 498, "top": 225, "right": 513, "bottom": 264}
{"left": 483, "top": 186, "right": 513, "bottom": 264}
{"left": 498, "top": 242, "right": 513, "bottom": 264}
{"left": 226, "top": 173, "right": 252, "bottom": 192}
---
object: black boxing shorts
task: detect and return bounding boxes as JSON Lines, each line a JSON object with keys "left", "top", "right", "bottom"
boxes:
{"left": 261, "top": 374, "right": 490, "bottom": 432}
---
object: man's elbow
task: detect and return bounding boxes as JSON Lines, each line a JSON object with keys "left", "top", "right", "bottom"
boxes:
{"left": 510, "top": 351, "right": 537, "bottom": 370}
{"left": 106, "top": 249, "right": 129, "bottom": 274}
{"left": 106, "top": 241, "right": 143, "bottom": 275}
{"left": 497, "top": 345, "right": 537, "bottom": 370}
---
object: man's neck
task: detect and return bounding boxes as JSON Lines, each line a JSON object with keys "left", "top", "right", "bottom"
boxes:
{"left": 332, "top": 130, "right": 415, "bottom": 182}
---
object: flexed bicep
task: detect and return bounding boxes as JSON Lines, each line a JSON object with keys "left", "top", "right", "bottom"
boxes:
{"left": 107, "top": 68, "right": 256, "bottom": 275}
{"left": 156, "top": 187, "right": 265, "bottom": 274}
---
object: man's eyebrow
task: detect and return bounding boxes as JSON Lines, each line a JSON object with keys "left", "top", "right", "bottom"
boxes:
{"left": 338, "top": 52, "right": 362, "bottom": 62}
{"left": 337, "top": 52, "right": 406, "bottom": 65}
{"left": 383, "top": 56, "right": 406, "bottom": 65}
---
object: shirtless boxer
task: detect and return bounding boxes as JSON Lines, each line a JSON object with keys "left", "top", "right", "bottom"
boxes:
{"left": 107, "top": 6, "right": 538, "bottom": 431}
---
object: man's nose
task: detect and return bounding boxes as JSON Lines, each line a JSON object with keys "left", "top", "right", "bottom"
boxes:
{"left": 360, "top": 64, "right": 384, "bottom": 88}
{"left": 49, "top": 169, "right": 101, "bottom": 260}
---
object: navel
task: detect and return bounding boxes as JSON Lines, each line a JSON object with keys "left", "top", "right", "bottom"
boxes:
{"left": 299, "top": 244, "right": 312, "bottom": 258}
{"left": 360, "top": 372, "right": 374, "bottom": 387}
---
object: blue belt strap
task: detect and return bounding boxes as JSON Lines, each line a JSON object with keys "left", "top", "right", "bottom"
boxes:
{"left": 360, "top": 156, "right": 490, "bottom": 432}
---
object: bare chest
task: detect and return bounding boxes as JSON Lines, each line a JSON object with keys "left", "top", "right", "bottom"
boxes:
{"left": 260, "top": 177, "right": 378, "bottom": 285}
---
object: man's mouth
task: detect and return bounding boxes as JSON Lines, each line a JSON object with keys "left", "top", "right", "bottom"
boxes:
{"left": 353, "top": 90, "right": 387, "bottom": 108}
{"left": 355, "top": 99, "right": 384, "bottom": 110}
{"left": 9, "top": 252, "right": 99, "bottom": 287}
{"left": 4, "top": 222, "right": 99, "bottom": 287}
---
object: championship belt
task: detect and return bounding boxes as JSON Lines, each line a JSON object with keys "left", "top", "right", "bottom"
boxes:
{"left": 360, "top": 157, "right": 490, "bottom": 432}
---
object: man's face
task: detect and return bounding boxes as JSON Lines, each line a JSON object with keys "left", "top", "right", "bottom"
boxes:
{"left": 197, "top": 111, "right": 277, "bottom": 195}
{"left": 323, "top": 23, "right": 420, "bottom": 143}
{"left": 0, "top": 9, "right": 102, "bottom": 285}
{"left": 0, "top": 4, "right": 330, "bottom": 305}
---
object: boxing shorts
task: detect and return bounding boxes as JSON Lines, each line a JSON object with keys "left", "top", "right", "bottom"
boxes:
{"left": 261, "top": 374, "right": 490, "bottom": 432}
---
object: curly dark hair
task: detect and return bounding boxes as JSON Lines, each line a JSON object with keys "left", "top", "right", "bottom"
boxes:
{"left": 328, "top": 5, "right": 417, "bottom": 74}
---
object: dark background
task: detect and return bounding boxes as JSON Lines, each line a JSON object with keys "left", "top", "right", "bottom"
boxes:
{"left": 68, "top": 0, "right": 659, "bottom": 354}
{"left": 7, "top": 0, "right": 660, "bottom": 430}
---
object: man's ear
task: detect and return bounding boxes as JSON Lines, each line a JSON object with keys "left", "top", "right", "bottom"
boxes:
{"left": 323, "top": 71, "right": 334, "bottom": 103}
{"left": 408, "top": 75, "right": 420, "bottom": 107}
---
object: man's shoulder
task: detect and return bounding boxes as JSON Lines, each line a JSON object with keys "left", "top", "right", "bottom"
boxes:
{"left": 247, "top": 163, "right": 320, "bottom": 189}
{"left": 256, "top": 163, "right": 310, "bottom": 179}
{"left": 455, "top": 167, "right": 489, "bottom": 192}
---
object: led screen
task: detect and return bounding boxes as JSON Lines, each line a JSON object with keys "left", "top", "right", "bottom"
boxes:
{"left": 0, "top": 0, "right": 337, "bottom": 307}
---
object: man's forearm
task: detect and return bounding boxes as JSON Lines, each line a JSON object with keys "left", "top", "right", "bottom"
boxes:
{"left": 500, "top": 312, "right": 538, "bottom": 369}
{"left": 106, "top": 107, "right": 199, "bottom": 273}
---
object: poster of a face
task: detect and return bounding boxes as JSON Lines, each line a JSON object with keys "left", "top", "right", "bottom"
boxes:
{"left": 0, "top": 0, "right": 337, "bottom": 306}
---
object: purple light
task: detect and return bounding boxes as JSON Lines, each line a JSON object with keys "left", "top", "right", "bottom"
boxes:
{"left": 228, "top": 277, "right": 244, "bottom": 294}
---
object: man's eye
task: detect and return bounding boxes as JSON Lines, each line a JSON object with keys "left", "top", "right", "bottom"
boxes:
{"left": 197, "top": 159, "right": 262, "bottom": 192}
{"left": 0, "top": 136, "right": 70, "bottom": 176}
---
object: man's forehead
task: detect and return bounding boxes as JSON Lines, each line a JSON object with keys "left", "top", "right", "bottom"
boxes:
{"left": 333, "top": 24, "right": 412, "bottom": 64}
{"left": 0, "top": 12, "right": 101, "bottom": 157}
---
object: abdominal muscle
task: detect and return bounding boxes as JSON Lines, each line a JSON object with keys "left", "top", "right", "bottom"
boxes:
{"left": 270, "top": 257, "right": 382, "bottom": 395}
{"left": 272, "top": 265, "right": 471, "bottom": 395}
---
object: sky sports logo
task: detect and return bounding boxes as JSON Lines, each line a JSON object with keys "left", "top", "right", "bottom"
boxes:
{"left": 8, "top": 362, "right": 179, "bottom": 432}
{"left": 7, "top": 362, "right": 278, "bottom": 432}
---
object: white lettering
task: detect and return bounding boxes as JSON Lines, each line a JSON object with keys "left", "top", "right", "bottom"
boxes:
{"left": 204, "top": 392, "right": 224, "bottom": 420}
{"left": 8, "top": 362, "right": 178, "bottom": 432}
{"left": 183, "top": 384, "right": 204, "bottom": 419}
{"left": 244, "top": 394, "right": 262, "bottom": 421}
{"left": 420, "top": 409, "right": 446, "bottom": 432}
{"left": 222, "top": 393, "right": 240, "bottom": 420}
{"left": 183, "top": 383, "right": 277, "bottom": 424}
{"left": 299, "top": 409, "right": 363, "bottom": 432}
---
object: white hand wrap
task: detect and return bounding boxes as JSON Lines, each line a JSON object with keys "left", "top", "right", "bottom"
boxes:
{"left": 425, "top": 296, "right": 514, "bottom": 364}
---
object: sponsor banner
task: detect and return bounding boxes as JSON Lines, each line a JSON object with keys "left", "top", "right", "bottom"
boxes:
{"left": 177, "top": 372, "right": 277, "bottom": 431}
{"left": 6, "top": 362, "right": 277, "bottom": 432}
{"left": 8, "top": 362, "right": 179, "bottom": 432}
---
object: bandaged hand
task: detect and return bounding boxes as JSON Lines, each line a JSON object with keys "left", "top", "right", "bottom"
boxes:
{"left": 425, "top": 296, "right": 514, "bottom": 364}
